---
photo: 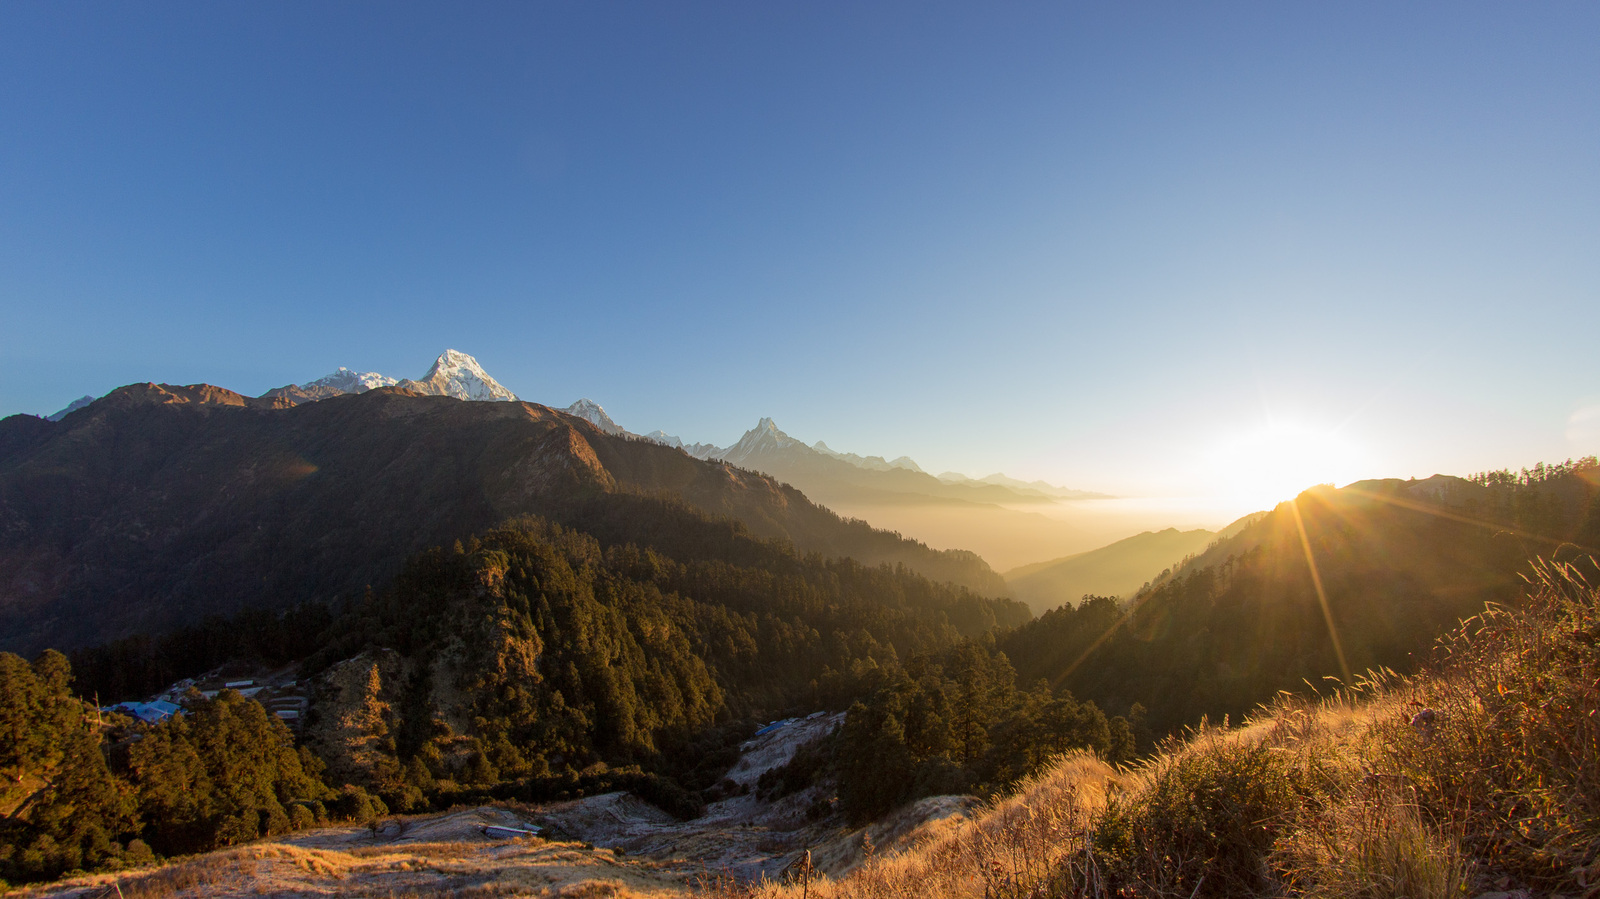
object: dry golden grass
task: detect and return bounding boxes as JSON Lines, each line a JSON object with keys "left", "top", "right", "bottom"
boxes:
{"left": 712, "top": 691, "right": 1466, "bottom": 899}
{"left": 710, "top": 753, "right": 1116, "bottom": 899}
{"left": 722, "top": 560, "right": 1600, "bottom": 899}
{"left": 13, "top": 833, "right": 684, "bottom": 899}
{"left": 1376, "top": 560, "right": 1600, "bottom": 891}
{"left": 747, "top": 559, "right": 1593, "bottom": 899}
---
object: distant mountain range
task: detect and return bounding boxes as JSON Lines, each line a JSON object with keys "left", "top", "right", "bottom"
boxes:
{"left": 44, "top": 351, "right": 1100, "bottom": 511}
{"left": 262, "top": 349, "right": 517, "bottom": 405}
{"left": 644, "top": 418, "right": 1102, "bottom": 502}
{"left": 2, "top": 379, "right": 1010, "bottom": 654}
{"left": 38, "top": 349, "right": 1113, "bottom": 572}
{"left": 682, "top": 417, "right": 1104, "bottom": 508}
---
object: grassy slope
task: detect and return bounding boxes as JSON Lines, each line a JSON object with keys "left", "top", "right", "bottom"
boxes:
{"left": 731, "top": 559, "right": 1600, "bottom": 899}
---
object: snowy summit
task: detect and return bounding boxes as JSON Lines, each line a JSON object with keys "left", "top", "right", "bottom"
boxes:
{"left": 300, "top": 367, "right": 398, "bottom": 394}
{"left": 563, "top": 399, "right": 628, "bottom": 436}
{"left": 397, "top": 350, "right": 519, "bottom": 402}
{"left": 717, "top": 417, "right": 804, "bottom": 467}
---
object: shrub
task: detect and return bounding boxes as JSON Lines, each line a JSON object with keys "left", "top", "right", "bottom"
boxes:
{"left": 288, "top": 804, "right": 317, "bottom": 831}
{"left": 1275, "top": 788, "right": 1467, "bottom": 899}
{"left": 1091, "top": 738, "right": 1304, "bottom": 898}
{"left": 330, "top": 785, "right": 389, "bottom": 824}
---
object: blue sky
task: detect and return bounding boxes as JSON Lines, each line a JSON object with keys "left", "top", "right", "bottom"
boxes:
{"left": 2, "top": 2, "right": 1597, "bottom": 498}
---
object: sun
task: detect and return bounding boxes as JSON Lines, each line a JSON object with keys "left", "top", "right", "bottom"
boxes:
{"left": 1205, "top": 422, "right": 1369, "bottom": 512}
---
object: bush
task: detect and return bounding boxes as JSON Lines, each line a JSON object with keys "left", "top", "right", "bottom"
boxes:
{"left": 122, "top": 838, "right": 157, "bottom": 869}
{"left": 1092, "top": 739, "right": 1305, "bottom": 898}
{"left": 330, "top": 785, "right": 389, "bottom": 824}
{"left": 288, "top": 804, "right": 316, "bottom": 831}
{"left": 1275, "top": 787, "right": 1467, "bottom": 899}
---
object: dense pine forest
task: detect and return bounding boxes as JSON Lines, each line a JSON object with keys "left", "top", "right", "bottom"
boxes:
{"left": 0, "top": 652, "right": 370, "bottom": 883}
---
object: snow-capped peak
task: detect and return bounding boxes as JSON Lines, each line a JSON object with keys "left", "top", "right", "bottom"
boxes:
{"left": 645, "top": 429, "right": 682, "bottom": 448}
{"left": 718, "top": 417, "right": 806, "bottom": 467}
{"left": 397, "top": 350, "right": 518, "bottom": 402}
{"left": 300, "top": 367, "right": 397, "bottom": 394}
{"left": 563, "top": 398, "right": 627, "bottom": 436}
{"left": 644, "top": 430, "right": 723, "bottom": 459}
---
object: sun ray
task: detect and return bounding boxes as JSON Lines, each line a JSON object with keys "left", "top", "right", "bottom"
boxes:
{"left": 1289, "top": 497, "right": 1352, "bottom": 684}
{"left": 1047, "top": 601, "right": 1135, "bottom": 691}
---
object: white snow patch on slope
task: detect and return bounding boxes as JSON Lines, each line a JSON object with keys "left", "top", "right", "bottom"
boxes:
{"left": 301, "top": 367, "right": 398, "bottom": 393}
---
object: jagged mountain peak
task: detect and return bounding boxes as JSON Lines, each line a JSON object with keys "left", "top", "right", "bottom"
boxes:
{"left": 644, "top": 429, "right": 722, "bottom": 459}
{"left": 301, "top": 367, "right": 397, "bottom": 394}
{"left": 887, "top": 456, "right": 924, "bottom": 473}
{"left": 718, "top": 417, "right": 808, "bottom": 467}
{"left": 397, "top": 349, "right": 518, "bottom": 402}
{"left": 563, "top": 398, "right": 628, "bottom": 436}
{"left": 263, "top": 351, "right": 517, "bottom": 405}
{"left": 46, "top": 395, "right": 96, "bottom": 421}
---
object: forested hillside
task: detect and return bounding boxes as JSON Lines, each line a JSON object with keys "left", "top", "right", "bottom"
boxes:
{"left": 8, "top": 459, "right": 1596, "bottom": 889}
{"left": 0, "top": 384, "right": 1007, "bottom": 655}
{"left": 0, "top": 651, "right": 371, "bottom": 884}
{"left": 290, "top": 510, "right": 1026, "bottom": 801}
{"left": 2, "top": 493, "right": 1030, "bottom": 885}
{"left": 999, "top": 459, "right": 1600, "bottom": 735}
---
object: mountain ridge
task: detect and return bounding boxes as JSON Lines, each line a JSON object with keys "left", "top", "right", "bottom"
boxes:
{"left": 689, "top": 417, "right": 1074, "bottom": 507}
{"left": 0, "top": 383, "right": 1010, "bottom": 654}
{"left": 35, "top": 351, "right": 1107, "bottom": 571}
{"left": 1001, "top": 526, "right": 1221, "bottom": 614}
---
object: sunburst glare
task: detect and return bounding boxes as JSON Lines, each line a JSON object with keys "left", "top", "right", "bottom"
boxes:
{"left": 1206, "top": 422, "right": 1371, "bottom": 512}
